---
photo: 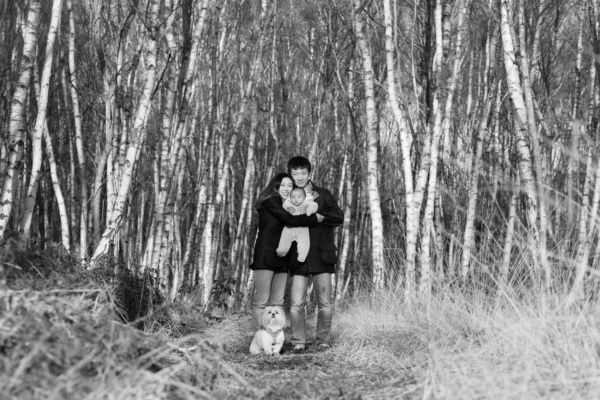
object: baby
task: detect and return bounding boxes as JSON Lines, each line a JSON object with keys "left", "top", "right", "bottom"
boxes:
{"left": 276, "top": 188, "right": 318, "bottom": 262}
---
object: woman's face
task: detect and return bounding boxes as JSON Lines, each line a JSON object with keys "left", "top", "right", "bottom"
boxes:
{"left": 278, "top": 177, "right": 294, "bottom": 199}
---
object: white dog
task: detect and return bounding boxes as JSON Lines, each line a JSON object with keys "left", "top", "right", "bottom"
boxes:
{"left": 249, "top": 306, "right": 286, "bottom": 356}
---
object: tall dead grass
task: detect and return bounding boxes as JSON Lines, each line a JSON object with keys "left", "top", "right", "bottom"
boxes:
{"left": 3, "top": 243, "right": 600, "bottom": 399}
{"left": 333, "top": 284, "right": 600, "bottom": 399}
{"left": 0, "top": 249, "right": 229, "bottom": 400}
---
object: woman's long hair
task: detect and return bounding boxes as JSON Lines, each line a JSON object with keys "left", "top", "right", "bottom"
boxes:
{"left": 255, "top": 172, "right": 290, "bottom": 210}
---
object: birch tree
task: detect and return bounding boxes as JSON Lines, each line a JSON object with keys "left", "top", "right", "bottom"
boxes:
{"left": 145, "top": 0, "right": 211, "bottom": 285}
{"left": 500, "top": 0, "right": 546, "bottom": 287}
{"left": 0, "top": 0, "right": 40, "bottom": 240}
{"left": 91, "top": 0, "right": 161, "bottom": 263}
{"left": 419, "top": 0, "right": 469, "bottom": 296}
{"left": 353, "top": 0, "right": 385, "bottom": 289}
{"left": 19, "top": 0, "right": 63, "bottom": 245}
{"left": 200, "top": 0, "right": 270, "bottom": 303}
{"left": 382, "top": 0, "right": 415, "bottom": 291}
{"left": 67, "top": 0, "right": 88, "bottom": 260}
{"left": 461, "top": 87, "right": 497, "bottom": 279}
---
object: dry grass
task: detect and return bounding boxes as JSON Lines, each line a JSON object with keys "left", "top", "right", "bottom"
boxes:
{"left": 0, "top": 287, "right": 225, "bottom": 400}
{"left": 333, "top": 288, "right": 600, "bottom": 399}
{"left": 2, "top": 248, "right": 600, "bottom": 399}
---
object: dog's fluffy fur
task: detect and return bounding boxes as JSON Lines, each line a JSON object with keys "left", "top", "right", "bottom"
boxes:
{"left": 249, "top": 306, "right": 286, "bottom": 355}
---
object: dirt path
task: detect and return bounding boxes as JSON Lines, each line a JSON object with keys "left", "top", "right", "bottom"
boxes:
{"left": 219, "top": 349, "right": 418, "bottom": 399}
{"left": 204, "top": 324, "right": 421, "bottom": 400}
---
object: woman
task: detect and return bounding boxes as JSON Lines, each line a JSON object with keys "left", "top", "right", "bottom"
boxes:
{"left": 248, "top": 172, "right": 323, "bottom": 341}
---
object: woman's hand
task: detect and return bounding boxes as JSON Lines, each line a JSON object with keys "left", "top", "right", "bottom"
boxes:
{"left": 286, "top": 207, "right": 295, "bottom": 213}
{"left": 316, "top": 213, "right": 324, "bottom": 223}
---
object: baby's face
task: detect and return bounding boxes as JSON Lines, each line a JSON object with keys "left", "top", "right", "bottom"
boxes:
{"left": 289, "top": 190, "right": 306, "bottom": 206}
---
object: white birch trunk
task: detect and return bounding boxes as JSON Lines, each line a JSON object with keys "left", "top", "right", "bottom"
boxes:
{"left": 91, "top": 0, "right": 161, "bottom": 263}
{"left": 566, "top": 137, "right": 596, "bottom": 307}
{"left": 231, "top": 101, "right": 258, "bottom": 273}
{"left": 147, "top": 0, "right": 210, "bottom": 276}
{"left": 566, "top": 7, "right": 584, "bottom": 229}
{"left": 31, "top": 58, "right": 70, "bottom": 250}
{"left": 201, "top": 133, "right": 238, "bottom": 303}
{"left": 354, "top": 0, "right": 385, "bottom": 289}
{"left": 420, "top": 0, "right": 468, "bottom": 295}
{"left": 201, "top": 3, "right": 268, "bottom": 302}
{"left": 383, "top": 0, "right": 416, "bottom": 291}
{"left": 0, "top": 0, "right": 40, "bottom": 240}
{"left": 498, "top": 175, "right": 520, "bottom": 293}
{"left": 67, "top": 0, "right": 88, "bottom": 259}
{"left": 460, "top": 89, "right": 496, "bottom": 279}
{"left": 336, "top": 153, "right": 353, "bottom": 303}
{"left": 182, "top": 126, "right": 210, "bottom": 271}
{"left": 500, "top": 0, "right": 542, "bottom": 281}
{"left": 517, "top": 0, "right": 551, "bottom": 291}
{"left": 41, "top": 124, "right": 70, "bottom": 251}
{"left": 19, "top": 0, "right": 63, "bottom": 243}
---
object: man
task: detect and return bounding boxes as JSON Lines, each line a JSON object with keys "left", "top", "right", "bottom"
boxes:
{"left": 286, "top": 156, "right": 344, "bottom": 353}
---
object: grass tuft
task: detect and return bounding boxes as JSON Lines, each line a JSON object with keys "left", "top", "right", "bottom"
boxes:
{"left": 2, "top": 245, "right": 599, "bottom": 398}
{"left": 333, "top": 287, "right": 600, "bottom": 399}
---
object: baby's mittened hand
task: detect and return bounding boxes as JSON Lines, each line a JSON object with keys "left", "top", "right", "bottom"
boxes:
{"left": 306, "top": 202, "right": 318, "bottom": 216}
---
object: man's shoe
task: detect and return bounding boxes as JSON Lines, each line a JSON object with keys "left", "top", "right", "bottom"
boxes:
{"left": 292, "top": 344, "right": 305, "bottom": 354}
{"left": 317, "top": 343, "right": 331, "bottom": 351}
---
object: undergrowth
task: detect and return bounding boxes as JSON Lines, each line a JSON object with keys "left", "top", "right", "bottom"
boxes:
{"left": 0, "top": 246, "right": 220, "bottom": 399}
{"left": 2, "top": 244, "right": 600, "bottom": 399}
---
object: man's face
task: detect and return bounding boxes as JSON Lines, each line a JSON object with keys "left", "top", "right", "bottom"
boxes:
{"left": 290, "top": 168, "right": 310, "bottom": 188}
{"left": 289, "top": 189, "right": 306, "bottom": 206}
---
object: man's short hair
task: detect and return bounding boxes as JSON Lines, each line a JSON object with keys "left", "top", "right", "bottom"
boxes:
{"left": 287, "top": 156, "right": 312, "bottom": 174}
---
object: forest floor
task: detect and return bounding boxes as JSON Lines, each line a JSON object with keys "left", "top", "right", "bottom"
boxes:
{"left": 199, "top": 313, "right": 422, "bottom": 400}
{"left": 2, "top": 249, "right": 600, "bottom": 399}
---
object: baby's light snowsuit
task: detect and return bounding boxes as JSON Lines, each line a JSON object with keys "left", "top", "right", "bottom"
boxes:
{"left": 276, "top": 195, "right": 318, "bottom": 262}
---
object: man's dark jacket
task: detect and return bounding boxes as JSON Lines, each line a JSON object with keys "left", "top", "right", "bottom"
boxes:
{"left": 289, "top": 182, "right": 344, "bottom": 275}
{"left": 249, "top": 196, "right": 319, "bottom": 272}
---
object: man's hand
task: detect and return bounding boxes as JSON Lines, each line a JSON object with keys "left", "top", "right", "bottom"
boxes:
{"left": 316, "top": 213, "right": 324, "bottom": 223}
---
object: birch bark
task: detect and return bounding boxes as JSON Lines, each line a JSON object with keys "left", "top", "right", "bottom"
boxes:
{"left": 19, "top": 0, "right": 63, "bottom": 244}
{"left": 91, "top": 0, "right": 161, "bottom": 263}
{"left": 336, "top": 153, "right": 353, "bottom": 303}
{"left": 420, "top": 0, "right": 469, "bottom": 295}
{"left": 498, "top": 175, "right": 520, "bottom": 292}
{"left": 567, "top": 49, "right": 600, "bottom": 305}
{"left": 566, "top": 5, "right": 584, "bottom": 229}
{"left": 500, "top": 0, "right": 543, "bottom": 284}
{"left": 460, "top": 88, "right": 496, "bottom": 279}
{"left": 147, "top": 0, "right": 210, "bottom": 277}
{"left": 231, "top": 101, "right": 258, "bottom": 274}
{"left": 42, "top": 123, "right": 70, "bottom": 251}
{"left": 200, "top": 1, "right": 268, "bottom": 303}
{"left": 566, "top": 131, "right": 597, "bottom": 306}
{"left": 31, "top": 49, "right": 70, "bottom": 251}
{"left": 66, "top": 0, "right": 88, "bottom": 259}
{"left": 517, "top": 0, "right": 551, "bottom": 290}
{"left": 383, "top": 0, "right": 415, "bottom": 290}
{"left": 354, "top": 0, "right": 385, "bottom": 289}
{"left": 0, "top": 0, "right": 40, "bottom": 240}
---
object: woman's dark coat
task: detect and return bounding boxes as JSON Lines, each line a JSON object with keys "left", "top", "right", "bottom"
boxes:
{"left": 249, "top": 196, "right": 319, "bottom": 272}
{"left": 289, "top": 183, "right": 344, "bottom": 276}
